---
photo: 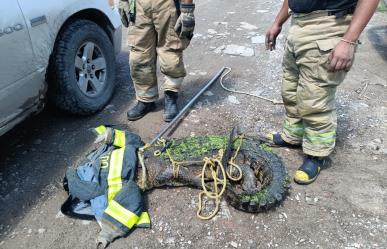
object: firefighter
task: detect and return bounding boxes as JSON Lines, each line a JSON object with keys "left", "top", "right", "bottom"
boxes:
{"left": 119, "top": 0, "right": 195, "bottom": 122}
{"left": 265, "top": 0, "right": 379, "bottom": 184}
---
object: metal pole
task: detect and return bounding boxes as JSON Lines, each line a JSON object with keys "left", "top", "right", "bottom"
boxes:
{"left": 149, "top": 67, "right": 226, "bottom": 145}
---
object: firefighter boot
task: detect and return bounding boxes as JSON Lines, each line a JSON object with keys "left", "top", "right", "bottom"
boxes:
{"left": 127, "top": 101, "right": 156, "bottom": 121}
{"left": 164, "top": 91, "right": 179, "bottom": 122}
{"left": 263, "top": 133, "right": 301, "bottom": 148}
{"left": 294, "top": 156, "right": 329, "bottom": 185}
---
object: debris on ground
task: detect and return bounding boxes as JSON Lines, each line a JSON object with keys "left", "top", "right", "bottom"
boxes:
{"left": 239, "top": 22, "right": 258, "bottom": 30}
{"left": 223, "top": 45, "right": 255, "bottom": 57}
{"left": 227, "top": 95, "right": 240, "bottom": 105}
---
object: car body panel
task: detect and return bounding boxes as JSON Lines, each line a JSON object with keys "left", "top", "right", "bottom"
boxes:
{"left": 0, "top": 0, "right": 122, "bottom": 136}
{"left": 0, "top": 1, "right": 40, "bottom": 130}
{"left": 0, "top": 71, "right": 45, "bottom": 134}
{"left": 18, "top": 0, "right": 122, "bottom": 69}
{"left": 0, "top": 1, "right": 37, "bottom": 89}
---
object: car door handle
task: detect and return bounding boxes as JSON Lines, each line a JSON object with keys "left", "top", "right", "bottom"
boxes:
{"left": 30, "top": 15, "right": 47, "bottom": 27}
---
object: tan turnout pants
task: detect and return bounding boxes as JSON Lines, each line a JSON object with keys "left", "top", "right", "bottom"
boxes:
{"left": 281, "top": 12, "right": 354, "bottom": 157}
{"left": 128, "top": 0, "right": 190, "bottom": 102}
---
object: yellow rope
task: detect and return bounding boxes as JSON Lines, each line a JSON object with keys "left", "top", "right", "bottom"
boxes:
{"left": 141, "top": 135, "right": 245, "bottom": 220}
{"left": 153, "top": 138, "right": 167, "bottom": 157}
{"left": 155, "top": 138, "right": 203, "bottom": 178}
{"left": 196, "top": 135, "right": 245, "bottom": 220}
{"left": 225, "top": 135, "right": 244, "bottom": 181}
{"left": 197, "top": 151, "right": 227, "bottom": 220}
{"left": 166, "top": 149, "right": 181, "bottom": 178}
{"left": 138, "top": 143, "right": 151, "bottom": 190}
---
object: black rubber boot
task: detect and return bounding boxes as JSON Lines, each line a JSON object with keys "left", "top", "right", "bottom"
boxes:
{"left": 294, "top": 156, "right": 328, "bottom": 185}
{"left": 127, "top": 101, "right": 156, "bottom": 121}
{"left": 263, "top": 133, "right": 301, "bottom": 148}
{"left": 163, "top": 91, "right": 179, "bottom": 122}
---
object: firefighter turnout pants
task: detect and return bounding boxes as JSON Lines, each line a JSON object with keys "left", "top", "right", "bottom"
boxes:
{"left": 281, "top": 12, "right": 354, "bottom": 157}
{"left": 128, "top": 0, "right": 191, "bottom": 102}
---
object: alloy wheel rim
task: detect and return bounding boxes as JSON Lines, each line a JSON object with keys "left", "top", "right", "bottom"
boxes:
{"left": 74, "top": 42, "right": 107, "bottom": 97}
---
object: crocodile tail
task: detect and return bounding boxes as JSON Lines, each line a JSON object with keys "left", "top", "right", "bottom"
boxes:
{"left": 225, "top": 140, "right": 290, "bottom": 213}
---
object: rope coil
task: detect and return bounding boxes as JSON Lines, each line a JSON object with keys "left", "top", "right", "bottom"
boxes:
{"left": 196, "top": 135, "right": 245, "bottom": 220}
{"left": 140, "top": 135, "right": 245, "bottom": 220}
{"left": 197, "top": 151, "right": 227, "bottom": 220}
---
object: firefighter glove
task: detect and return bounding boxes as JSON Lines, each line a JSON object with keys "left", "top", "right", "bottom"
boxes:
{"left": 174, "top": 3, "right": 195, "bottom": 40}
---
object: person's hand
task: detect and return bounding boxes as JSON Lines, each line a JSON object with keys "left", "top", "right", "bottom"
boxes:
{"left": 175, "top": 4, "right": 195, "bottom": 39}
{"left": 265, "top": 24, "right": 282, "bottom": 51}
{"left": 328, "top": 41, "right": 356, "bottom": 72}
{"left": 118, "top": 0, "right": 130, "bottom": 28}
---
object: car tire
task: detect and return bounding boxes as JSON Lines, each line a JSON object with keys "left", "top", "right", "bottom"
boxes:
{"left": 48, "top": 19, "right": 116, "bottom": 115}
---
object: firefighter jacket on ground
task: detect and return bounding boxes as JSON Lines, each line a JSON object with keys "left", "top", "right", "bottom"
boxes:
{"left": 62, "top": 126, "right": 150, "bottom": 246}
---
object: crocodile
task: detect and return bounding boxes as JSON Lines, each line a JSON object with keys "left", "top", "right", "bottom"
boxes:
{"left": 138, "top": 129, "right": 290, "bottom": 213}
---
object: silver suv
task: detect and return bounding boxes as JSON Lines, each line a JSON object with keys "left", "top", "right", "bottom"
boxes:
{"left": 0, "top": 0, "right": 122, "bottom": 136}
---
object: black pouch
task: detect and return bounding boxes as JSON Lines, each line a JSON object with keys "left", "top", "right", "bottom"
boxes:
{"left": 130, "top": 11, "right": 136, "bottom": 23}
{"left": 174, "top": 0, "right": 181, "bottom": 16}
{"left": 333, "top": 6, "right": 355, "bottom": 18}
{"left": 119, "top": 9, "right": 130, "bottom": 27}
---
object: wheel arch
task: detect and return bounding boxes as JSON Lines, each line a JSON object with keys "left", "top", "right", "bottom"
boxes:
{"left": 45, "top": 8, "right": 116, "bottom": 85}
{"left": 58, "top": 9, "right": 116, "bottom": 45}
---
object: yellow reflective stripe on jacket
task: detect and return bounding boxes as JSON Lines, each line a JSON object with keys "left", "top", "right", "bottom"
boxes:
{"left": 305, "top": 130, "right": 336, "bottom": 144}
{"left": 107, "top": 148, "right": 125, "bottom": 202}
{"left": 136, "top": 212, "right": 151, "bottom": 226}
{"left": 113, "top": 129, "right": 126, "bottom": 148}
{"left": 95, "top": 125, "right": 107, "bottom": 135}
{"left": 105, "top": 200, "right": 139, "bottom": 229}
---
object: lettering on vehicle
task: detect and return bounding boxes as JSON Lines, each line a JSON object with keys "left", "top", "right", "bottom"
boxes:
{"left": 0, "top": 23, "right": 24, "bottom": 37}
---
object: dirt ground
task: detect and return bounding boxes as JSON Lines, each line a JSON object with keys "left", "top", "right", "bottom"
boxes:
{"left": 1, "top": 0, "right": 386, "bottom": 248}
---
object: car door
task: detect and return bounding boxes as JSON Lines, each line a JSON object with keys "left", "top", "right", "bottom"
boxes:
{"left": 0, "top": 0, "right": 39, "bottom": 128}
